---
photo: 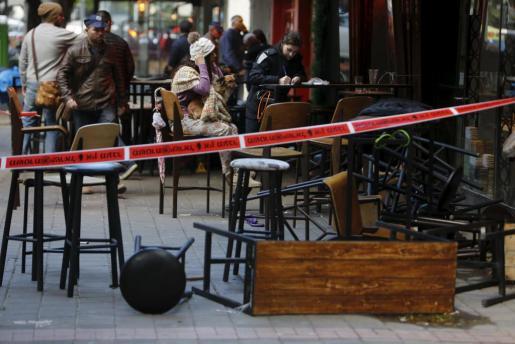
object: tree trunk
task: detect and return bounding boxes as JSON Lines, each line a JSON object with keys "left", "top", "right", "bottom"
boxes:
{"left": 26, "top": 0, "right": 42, "bottom": 31}
{"left": 26, "top": 0, "right": 77, "bottom": 31}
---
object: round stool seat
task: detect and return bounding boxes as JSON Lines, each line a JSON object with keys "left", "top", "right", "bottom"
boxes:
{"left": 120, "top": 248, "right": 186, "bottom": 314}
{"left": 230, "top": 158, "right": 290, "bottom": 171}
{"left": 64, "top": 162, "right": 125, "bottom": 176}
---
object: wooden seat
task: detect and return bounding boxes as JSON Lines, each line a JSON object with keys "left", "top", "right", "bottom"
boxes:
{"left": 159, "top": 89, "right": 222, "bottom": 218}
{"left": 324, "top": 171, "right": 406, "bottom": 240}
{"left": 309, "top": 136, "right": 349, "bottom": 147}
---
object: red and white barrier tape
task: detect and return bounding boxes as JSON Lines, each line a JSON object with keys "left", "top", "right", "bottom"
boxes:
{"left": 1, "top": 97, "right": 514, "bottom": 171}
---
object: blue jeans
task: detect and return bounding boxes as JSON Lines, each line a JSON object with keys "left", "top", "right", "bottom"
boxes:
{"left": 73, "top": 106, "right": 135, "bottom": 171}
{"left": 72, "top": 106, "right": 116, "bottom": 130}
{"left": 22, "top": 81, "right": 60, "bottom": 153}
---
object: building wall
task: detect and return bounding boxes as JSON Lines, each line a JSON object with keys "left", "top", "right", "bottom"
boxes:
{"left": 225, "top": 0, "right": 250, "bottom": 29}
{"left": 250, "top": 0, "right": 272, "bottom": 43}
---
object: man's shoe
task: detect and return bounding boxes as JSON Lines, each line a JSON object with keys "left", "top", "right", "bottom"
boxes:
{"left": 119, "top": 164, "right": 138, "bottom": 181}
{"left": 117, "top": 183, "right": 127, "bottom": 194}
{"left": 82, "top": 186, "right": 94, "bottom": 194}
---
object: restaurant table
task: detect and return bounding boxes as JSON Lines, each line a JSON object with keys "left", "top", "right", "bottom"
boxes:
{"left": 340, "top": 90, "right": 395, "bottom": 97}
{"left": 259, "top": 83, "right": 412, "bottom": 97}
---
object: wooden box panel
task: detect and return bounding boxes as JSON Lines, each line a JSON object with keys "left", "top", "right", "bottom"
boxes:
{"left": 252, "top": 241, "right": 457, "bottom": 315}
{"left": 505, "top": 223, "right": 515, "bottom": 280}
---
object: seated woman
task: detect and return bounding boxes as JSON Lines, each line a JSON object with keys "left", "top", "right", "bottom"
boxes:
{"left": 171, "top": 32, "right": 259, "bottom": 186}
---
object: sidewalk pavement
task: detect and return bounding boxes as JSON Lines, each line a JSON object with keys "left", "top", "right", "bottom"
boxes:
{"left": 1, "top": 125, "right": 515, "bottom": 343}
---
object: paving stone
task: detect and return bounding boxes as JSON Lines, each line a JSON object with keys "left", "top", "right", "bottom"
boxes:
{"left": 1, "top": 148, "right": 515, "bottom": 343}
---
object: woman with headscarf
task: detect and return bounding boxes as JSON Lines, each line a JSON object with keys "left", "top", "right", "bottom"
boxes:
{"left": 171, "top": 32, "right": 259, "bottom": 186}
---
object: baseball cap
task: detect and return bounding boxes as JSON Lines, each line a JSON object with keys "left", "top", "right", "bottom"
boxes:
{"left": 84, "top": 14, "right": 106, "bottom": 29}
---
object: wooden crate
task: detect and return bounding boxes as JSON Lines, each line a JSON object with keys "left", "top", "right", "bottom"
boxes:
{"left": 505, "top": 223, "right": 515, "bottom": 281}
{"left": 252, "top": 241, "right": 457, "bottom": 315}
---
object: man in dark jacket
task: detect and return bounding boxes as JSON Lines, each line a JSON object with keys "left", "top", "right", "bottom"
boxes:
{"left": 219, "top": 15, "right": 247, "bottom": 73}
{"left": 167, "top": 20, "right": 193, "bottom": 71}
{"left": 245, "top": 31, "right": 306, "bottom": 133}
{"left": 97, "top": 10, "right": 134, "bottom": 117}
{"left": 57, "top": 14, "right": 123, "bottom": 130}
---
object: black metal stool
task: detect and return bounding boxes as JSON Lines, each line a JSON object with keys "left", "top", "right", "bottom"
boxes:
{"left": 224, "top": 158, "right": 290, "bottom": 281}
{"left": 0, "top": 169, "right": 68, "bottom": 291}
{"left": 60, "top": 162, "right": 126, "bottom": 297}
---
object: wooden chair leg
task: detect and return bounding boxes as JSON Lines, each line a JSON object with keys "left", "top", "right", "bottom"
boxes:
{"left": 60, "top": 174, "right": 76, "bottom": 290}
{"left": 172, "top": 157, "right": 180, "bottom": 218}
{"left": 233, "top": 171, "right": 251, "bottom": 277}
{"left": 206, "top": 154, "right": 211, "bottom": 214}
{"left": 159, "top": 180, "right": 165, "bottom": 214}
{"left": 21, "top": 183, "right": 29, "bottom": 274}
{"left": 105, "top": 175, "right": 122, "bottom": 287}
{"left": 224, "top": 170, "right": 245, "bottom": 282}
{"left": 34, "top": 171, "right": 45, "bottom": 291}
{"left": 67, "top": 175, "right": 83, "bottom": 297}
{"left": 222, "top": 171, "right": 226, "bottom": 218}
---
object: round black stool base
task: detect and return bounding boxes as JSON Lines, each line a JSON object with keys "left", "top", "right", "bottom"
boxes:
{"left": 120, "top": 248, "right": 186, "bottom": 314}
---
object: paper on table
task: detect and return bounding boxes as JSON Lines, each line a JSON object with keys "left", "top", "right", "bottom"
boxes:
{"left": 302, "top": 77, "right": 330, "bottom": 85}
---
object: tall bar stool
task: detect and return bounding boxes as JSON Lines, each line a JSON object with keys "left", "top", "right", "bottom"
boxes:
{"left": 223, "top": 158, "right": 290, "bottom": 281}
{"left": 0, "top": 169, "right": 67, "bottom": 291}
{"left": 0, "top": 88, "right": 69, "bottom": 291}
{"left": 60, "top": 162, "right": 126, "bottom": 297}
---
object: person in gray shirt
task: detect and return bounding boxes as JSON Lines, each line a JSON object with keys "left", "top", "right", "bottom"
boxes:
{"left": 19, "top": 2, "right": 82, "bottom": 153}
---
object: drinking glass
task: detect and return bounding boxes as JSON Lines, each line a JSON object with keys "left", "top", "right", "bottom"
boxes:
{"left": 354, "top": 76, "right": 363, "bottom": 93}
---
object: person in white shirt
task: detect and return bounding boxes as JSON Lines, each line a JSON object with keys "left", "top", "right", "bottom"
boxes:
{"left": 19, "top": 2, "right": 82, "bottom": 153}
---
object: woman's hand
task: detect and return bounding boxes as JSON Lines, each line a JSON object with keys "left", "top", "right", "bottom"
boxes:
{"left": 195, "top": 55, "right": 205, "bottom": 66}
{"left": 291, "top": 76, "right": 301, "bottom": 85}
{"left": 66, "top": 98, "right": 78, "bottom": 110}
{"left": 279, "top": 75, "right": 292, "bottom": 85}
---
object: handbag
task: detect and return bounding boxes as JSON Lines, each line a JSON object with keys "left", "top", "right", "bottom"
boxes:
{"left": 32, "top": 28, "right": 61, "bottom": 108}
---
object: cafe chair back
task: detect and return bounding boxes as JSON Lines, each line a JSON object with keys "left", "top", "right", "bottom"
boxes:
{"left": 158, "top": 88, "right": 223, "bottom": 218}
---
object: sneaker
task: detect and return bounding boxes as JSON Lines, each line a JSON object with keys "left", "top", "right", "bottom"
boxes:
{"left": 119, "top": 163, "right": 138, "bottom": 181}
{"left": 117, "top": 183, "right": 127, "bottom": 194}
{"left": 82, "top": 186, "right": 94, "bottom": 194}
{"left": 248, "top": 176, "right": 261, "bottom": 188}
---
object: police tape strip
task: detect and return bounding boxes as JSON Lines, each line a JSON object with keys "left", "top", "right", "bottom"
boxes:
{"left": 1, "top": 97, "right": 514, "bottom": 171}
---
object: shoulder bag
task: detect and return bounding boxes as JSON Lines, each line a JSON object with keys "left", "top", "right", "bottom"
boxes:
{"left": 32, "top": 28, "right": 61, "bottom": 108}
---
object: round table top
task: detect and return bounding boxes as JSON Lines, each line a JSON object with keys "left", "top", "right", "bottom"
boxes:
{"left": 130, "top": 79, "right": 171, "bottom": 86}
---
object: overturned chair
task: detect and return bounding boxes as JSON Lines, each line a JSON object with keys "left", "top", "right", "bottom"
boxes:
{"left": 120, "top": 235, "right": 194, "bottom": 314}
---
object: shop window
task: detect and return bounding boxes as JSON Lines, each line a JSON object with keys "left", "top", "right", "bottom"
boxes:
{"left": 338, "top": 0, "right": 350, "bottom": 82}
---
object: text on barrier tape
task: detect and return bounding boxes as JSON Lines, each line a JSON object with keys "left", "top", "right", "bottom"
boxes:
{"left": 1, "top": 97, "right": 514, "bottom": 170}
{"left": 129, "top": 136, "right": 241, "bottom": 160}
{"left": 5, "top": 148, "right": 124, "bottom": 169}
